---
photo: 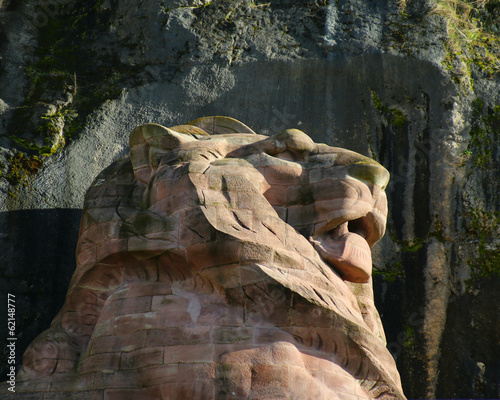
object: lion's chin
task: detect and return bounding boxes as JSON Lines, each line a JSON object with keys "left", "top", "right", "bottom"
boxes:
{"left": 310, "top": 222, "right": 372, "bottom": 283}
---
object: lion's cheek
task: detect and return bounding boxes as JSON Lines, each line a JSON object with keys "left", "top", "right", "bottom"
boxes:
{"left": 262, "top": 184, "right": 286, "bottom": 206}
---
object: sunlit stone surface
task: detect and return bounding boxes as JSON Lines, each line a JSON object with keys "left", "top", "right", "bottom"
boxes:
{"left": 15, "top": 117, "right": 404, "bottom": 399}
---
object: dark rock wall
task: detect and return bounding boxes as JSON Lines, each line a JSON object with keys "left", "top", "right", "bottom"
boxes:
{"left": 436, "top": 278, "right": 500, "bottom": 399}
{"left": 0, "top": 0, "right": 499, "bottom": 398}
{"left": 0, "top": 209, "right": 80, "bottom": 382}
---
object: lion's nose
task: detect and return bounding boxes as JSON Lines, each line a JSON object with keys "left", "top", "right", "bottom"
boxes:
{"left": 348, "top": 162, "right": 390, "bottom": 190}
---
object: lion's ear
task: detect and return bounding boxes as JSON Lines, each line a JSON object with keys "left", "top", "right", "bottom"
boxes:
{"left": 129, "top": 123, "right": 197, "bottom": 185}
{"left": 186, "top": 116, "right": 256, "bottom": 135}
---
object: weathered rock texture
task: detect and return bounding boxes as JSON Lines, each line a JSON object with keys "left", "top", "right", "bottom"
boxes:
{"left": 0, "top": 0, "right": 499, "bottom": 399}
{"left": 8, "top": 117, "right": 403, "bottom": 399}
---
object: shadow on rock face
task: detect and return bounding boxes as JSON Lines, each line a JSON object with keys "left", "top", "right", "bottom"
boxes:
{"left": 0, "top": 209, "right": 81, "bottom": 378}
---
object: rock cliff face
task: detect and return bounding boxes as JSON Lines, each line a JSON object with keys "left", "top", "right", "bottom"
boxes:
{"left": 0, "top": 0, "right": 499, "bottom": 398}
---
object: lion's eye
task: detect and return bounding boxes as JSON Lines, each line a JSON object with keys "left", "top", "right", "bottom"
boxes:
{"left": 275, "top": 150, "right": 296, "bottom": 161}
{"left": 274, "top": 146, "right": 310, "bottom": 162}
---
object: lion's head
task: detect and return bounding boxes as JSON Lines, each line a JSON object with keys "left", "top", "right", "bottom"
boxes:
{"left": 124, "top": 116, "right": 388, "bottom": 283}
{"left": 19, "top": 117, "right": 403, "bottom": 400}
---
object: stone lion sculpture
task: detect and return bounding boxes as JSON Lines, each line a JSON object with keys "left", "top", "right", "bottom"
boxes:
{"left": 13, "top": 117, "right": 405, "bottom": 399}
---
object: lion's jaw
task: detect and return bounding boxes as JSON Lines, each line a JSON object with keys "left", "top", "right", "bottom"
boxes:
{"left": 308, "top": 178, "right": 388, "bottom": 283}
